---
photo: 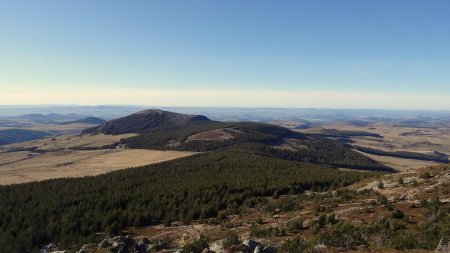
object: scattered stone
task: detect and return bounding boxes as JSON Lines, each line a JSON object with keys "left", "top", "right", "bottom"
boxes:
{"left": 98, "top": 238, "right": 111, "bottom": 248}
{"left": 62, "top": 234, "right": 279, "bottom": 253}
{"left": 75, "top": 243, "right": 95, "bottom": 253}
{"left": 202, "top": 248, "right": 215, "bottom": 253}
{"left": 243, "top": 240, "right": 262, "bottom": 253}
{"left": 41, "top": 243, "right": 58, "bottom": 253}
{"left": 313, "top": 243, "right": 327, "bottom": 253}
{"left": 209, "top": 241, "right": 224, "bottom": 253}
{"left": 112, "top": 241, "right": 122, "bottom": 250}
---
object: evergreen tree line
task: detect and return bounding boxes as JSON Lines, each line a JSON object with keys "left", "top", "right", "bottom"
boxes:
{"left": 0, "top": 149, "right": 380, "bottom": 252}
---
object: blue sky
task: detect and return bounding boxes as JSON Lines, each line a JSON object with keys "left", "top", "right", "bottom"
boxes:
{"left": 1, "top": 1, "right": 450, "bottom": 109}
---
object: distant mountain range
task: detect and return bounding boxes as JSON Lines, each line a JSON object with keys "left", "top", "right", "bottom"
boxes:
{"left": 13, "top": 113, "right": 87, "bottom": 124}
{"left": 0, "top": 114, "right": 106, "bottom": 145}
{"left": 2, "top": 105, "right": 450, "bottom": 123}
{"left": 59, "top": 117, "right": 105, "bottom": 125}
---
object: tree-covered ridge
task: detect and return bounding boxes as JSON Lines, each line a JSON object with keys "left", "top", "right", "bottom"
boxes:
{"left": 256, "top": 139, "right": 393, "bottom": 172}
{"left": 83, "top": 109, "right": 391, "bottom": 171}
{"left": 0, "top": 150, "right": 382, "bottom": 252}
{"left": 123, "top": 121, "right": 303, "bottom": 150}
{"left": 124, "top": 123, "right": 391, "bottom": 171}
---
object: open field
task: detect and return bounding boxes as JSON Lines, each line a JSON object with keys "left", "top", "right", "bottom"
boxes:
{"left": 22, "top": 122, "right": 98, "bottom": 134}
{"left": 296, "top": 122, "right": 450, "bottom": 171}
{"left": 0, "top": 118, "right": 102, "bottom": 145}
{"left": 0, "top": 149, "right": 195, "bottom": 185}
{"left": 354, "top": 150, "right": 438, "bottom": 171}
{"left": 0, "top": 121, "right": 99, "bottom": 135}
{"left": 0, "top": 133, "right": 195, "bottom": 185}
{"left": 304, "top": 122, "right": 450, "bottom": 154}
{"left": 2, "top": 133, "right": 138, "bottom": 151}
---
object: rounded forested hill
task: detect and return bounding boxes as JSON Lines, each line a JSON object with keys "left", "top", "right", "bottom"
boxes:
{"left": 82, "top": 109, "right": 210, "bottom": 135}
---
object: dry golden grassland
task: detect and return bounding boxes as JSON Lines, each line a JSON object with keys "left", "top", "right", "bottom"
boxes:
{"left": 0, "top": 149, "right": 195, "bottom": 185}
{"left": 310, "top": 122, "right": 450, "bottom": 154}
{"left": 2, "top": 133, "right": 137, "bottom": 150}
{"left": 299, "top": 122, "right": 450, "bottom": 171}
{"left": 0, "top": 134, "right": 195, "bottom": 185}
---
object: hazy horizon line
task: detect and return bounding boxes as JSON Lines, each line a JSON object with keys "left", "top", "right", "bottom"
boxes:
{"left": 1, "top": 104, "right": 450, "bottom": 113}
{"left": 2, "top": 88, "right": 450, "bottom": 111}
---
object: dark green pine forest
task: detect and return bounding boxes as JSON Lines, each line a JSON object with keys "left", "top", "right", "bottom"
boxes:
{"left": 0, "top": 149, "right": 383, "bottom": 252}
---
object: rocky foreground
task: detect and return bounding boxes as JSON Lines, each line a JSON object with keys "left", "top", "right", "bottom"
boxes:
{"left": 41, "top": 236, "right": 329, "bottom": 253}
